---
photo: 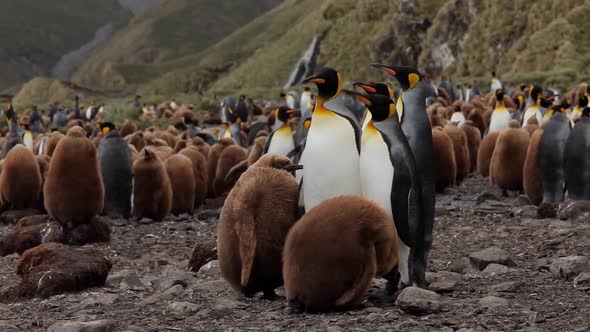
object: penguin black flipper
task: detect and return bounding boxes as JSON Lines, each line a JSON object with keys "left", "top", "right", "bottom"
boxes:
{"left": 324, "top": 95, "right": 362, "bottom": 153}
{"left": 263, "top": 129, "right": 277, "bottom": 154}
{"left": 230, "top": 123, "right": 245, "bottom": 147}
{"left": 374, "top": 117, "right": 422, "bottom": 249}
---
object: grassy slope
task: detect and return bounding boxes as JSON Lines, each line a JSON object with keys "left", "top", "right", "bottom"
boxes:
{"left": 0, "top": 0, "right": 127, "bottom": 90}
{"left": 72, "top": 0, "right": 280, "bottom": 90}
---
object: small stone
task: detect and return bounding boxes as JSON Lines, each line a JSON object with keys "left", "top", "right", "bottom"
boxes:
{"left": 476, "top": 192, "right": 501, "bottom": 205}
{"left": 557, "top": 200, "right": 590, "bottom": 221}
{"left": 154, "top": 272, "right": 197, "bottom": 291}
{"left": 448, "top": 257, "right": 477, "bottom": 274}
{"left": 106, "top": 269, "right": 135, "bottom": 285}
{"left": 326, "top": 327, "right": 343, "bottom": 332}
{"left": 574, "top": 272, "right": 590, "bottom": 288}
{"left": 119, "top": 273, "right": 147, "bottom": 291}
{"left": 141, "top": 285, "right": 184, "bottom": 305}
{"left": 477, "top": 296, "right": 508, "bottom": 308}
{"left": 47, "top": 319, "right": 116, "bottom": 332}
{"left": 513, "top": 206, "right": 538, "bottom": 218}
{"left": 198, "top": 260, "right": 221, "bottom": 279}
{"left": 191, "top": 280, "right": 229, "bottom": 294}
{"left": 548, "top": 219, "right": 574, "bottom": 229}
{"left": 167, "top": 301, "right": 202, "bottom": 315}
{"left": 550, "top": 256, "right": 590, "bottom": 280}
{"left": 187, "top": 240, "right": 217, "bottom": 272}
{"left": 435, "top": 207, "right": 450, "bottom": 217}
{"left": 427, "top": 271, "right": 461, "bottom": 292}
{"left": 469, "top": 247, "right": 516, "bottom": 270}
{"left": 0, "top": 321, "right": 18, "bottom": 332}
{"left": 395, "top": 286, "right": 445, "bottom": 314}
{"left": 79, "top": 293, "right": 119, "bottom": 308}
{"left": 429, "top": 279, "right": 458, "bottom": 293}
{"left": 490, "top": 281, "right": 524, "bottom": 293}
{"left": 481, "top": 263, "right": 516, "bottom": 276}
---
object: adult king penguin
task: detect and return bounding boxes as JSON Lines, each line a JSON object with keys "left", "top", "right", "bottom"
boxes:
{"left": 264, "top": 106, "right": 296, "bottom": 157}
{"left": 522, "top": 85, "right": 544, "bottom": 126}
{"left": 539, "top": 104, "right": 571, "bottom": 203}
{"left": 564, "top": 107, "right": 590, "bottom": 200}
{"left": 488, "top": 89, "right": 511, "bottom": 133}
{"left": 344, "top": 90, "right": 423, "bottom": 290}
{"left": 300, "top": 67, "right": 362, "bottom": 211}
{"left": 370, "top": 64, "right": 434, "bottom": 287}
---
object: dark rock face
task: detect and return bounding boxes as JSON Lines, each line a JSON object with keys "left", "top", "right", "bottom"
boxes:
{"left": 1, "top": 243, "right": 111, "bottom": 301}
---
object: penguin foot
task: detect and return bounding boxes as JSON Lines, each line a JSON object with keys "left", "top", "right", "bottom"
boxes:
{"left": 287, "top": 299, "right": 305, "bottom": 314}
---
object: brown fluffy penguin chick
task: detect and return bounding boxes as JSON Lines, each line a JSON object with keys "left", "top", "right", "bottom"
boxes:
{"left": 283, "top": 195, "right": 399, "bottom": 313}
{"left": 467, "top": 108, "right": 486, "bottom": 137}
{"left": 432, "top": 127, "right": 457, "bottom": 192}
{"left": 129, "top": 144, "right": 141, "bottom": 162}
{"left": 188, "top": 137, "right": 210, "bottom": 160}
{"left": 427, "top": 107, "right": 447, "bottom": 128}
{"left": 174, "top": 139, "right": 187, "bottom": 153}
{"left": 524, "top": 117, "right": 539, "bottom": 137}
{"left": 132, "top": 149, "right": 172, "bottom": 221}
{"left": 125, "top": 131, "right": 145, "bottom": 152}
{"left": 154, "top": 130, "right": 176, "bottom": 147}
{"left": 443, "top": 123, "right": 470, "bottom": 184}
{"left": 44, "top": 127, "right": 104, "bottom": 225}
{"left": 218, "top": 154, "right": 299, "bottom": 299}
{"left": 523, "top": 129, "right": 544, "bottom": 205}
{"left": 214, "top": 145, "right": 247, "bottom": 196}
{"left": 153, "top": 145, "right": 174, "bottom": 161}
{"left": 247, "top": 136, "right": 267, "bottom": 166}
{"left": 35, "top": 155, "right": 50, "bottom": 210}
{"left": 119, "top": 119, "right": 137, "bottom": 138}
{"left": 0, "top": 145, "right": 42, "bottom": 209}
{"left": 165, "top": 154, "right": 196, "bottom": 215}
{"left": 477, "top": 131, "right": 500, "bottom": 177}
{"left": 489, "top": 121, "right": 530, "bottom": 195}
{"left": 44, "top": 132, "right": 64, "bottom": 157}
{"left": 207, "top": 138, "right": 235, "bottom": 197}
{"left": 179, "top": 147, "right": 207, "bottom": 209}
{"left": 462, "top": 121, "right": 482, "bottom": 173}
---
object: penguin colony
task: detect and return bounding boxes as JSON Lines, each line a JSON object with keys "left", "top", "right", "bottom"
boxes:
{"left": 2, "top": 69, "right": 590, "bottom": 314}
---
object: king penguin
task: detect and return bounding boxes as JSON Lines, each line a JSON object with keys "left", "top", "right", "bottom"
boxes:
{"left": 564, "top": 107, "right": 590, "bottom": 200}
{"left": 488, "top": 89, "right": 512, "bottom": 133}
{"left": 345, "top": 89, "right": 423, "bottom": 291}
{"left": 353, "top": 81, "right": 394, "bottom": 129}
{"left": 2, "top": 103, "right": 23, "bottom": 158}
{"left": 539, "top": 103, "right": 571, "bottom": 203}
{"left": 522, "top": 85, "right": 544, "bottom": 126}
{"left": 300, "top": 67, "right": 362, "bottom": 211}
{"left": 371, "top": 64, "right": 434, "bottom": 287}
{"left": 224, "top": 106, "right": 246, "bottom": 147}
{"left": 264, "top": 106, "right": 296, "bottom": 157}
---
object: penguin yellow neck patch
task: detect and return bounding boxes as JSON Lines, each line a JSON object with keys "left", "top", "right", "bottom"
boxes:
{"left": 408, "top": 73, "right": 420, "bottom": 90}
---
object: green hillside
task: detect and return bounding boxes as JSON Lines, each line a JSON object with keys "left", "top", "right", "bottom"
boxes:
{"left": 72, "top": 0, "right": 281, "bottom": 90}
{"left": 0, "top": 0, "right": 128, "bottom": 91}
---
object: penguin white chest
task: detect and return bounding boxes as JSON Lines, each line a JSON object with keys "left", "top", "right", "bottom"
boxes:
{"left": 360, "top": 128, "right": 394, "bottom": 217}
{"left": 523, "top": 107, "right": 542, "bottom": 125}
{"left": 267, "top": 127, "right": 295, "bottom": 157}
{"left": 303, "top": 111, "right": 361, "bottom": 210}
{"left": 488, "top": 110, "right": 511, "bottom": 133}
{"left": 450, "top": 112, "right": 466, "bottom": 126}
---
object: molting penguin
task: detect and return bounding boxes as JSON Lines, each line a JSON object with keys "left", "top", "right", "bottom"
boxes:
{"left": 218, "top": 154, "right": 300, "bottom": 299}
{"left": 432, "top": 127, "right": 457, "bottom": 191}
{"left": 522, "top": 85, "right": 544, "bottom": 126}
{"left": 98, "top": 122, "right": 133, "bottom": 218}
{"left": 523, "top": 128, "right": 544, "bottom": 205}
{"left": 214, "top": 144, "right": 247, "bottom": 196}
{"left": 564, "top": 107, "right": 590, "bottom": 200}
{"left": 300, "top": 67, "right": 362, "bottom": 211}
{"left": 264, "top": 107, "right": 296, "bottom": 157}
{"left": 488, "top": 89, "right": 511, "bottom": 133}
{"left": 0, "top": 145, "right": 42, "bottom": 209}
{"left": 132, "top": 149, "right": 172, "bottom": 221}
{"left": 44, "top": 126, "right": 104, "bottom": 225}
{"left": 539, "top": 104, "right": 571, "bottom": 203}
{"left": 346, "top": 90, "right": 422, "bottom": 290}
{"left": 371, "top": 64, "right": 435, "bottom": 287}
{"left": 489, "top": 121, "right": 530, "bottom": 195}
{"left": 283, "top": 195, "right": 398, "bottom": 313}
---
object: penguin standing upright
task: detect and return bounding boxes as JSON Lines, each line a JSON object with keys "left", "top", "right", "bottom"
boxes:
{"left": 300, "top": 67, "right": 362, "bottom": 211}
{"left": 370, "top": 64, "right": 434, "bottom": 287}
{"left": 224, "top": 106, "right": 246, "bottom": 147}
{"left": 300, "top": 87, "right": 312, "bottom": 115}
{"left": 98, "top": 122, "right": 133, "bottom": 218}
{"left": 522, "top": 85, "right": 545, "bottom": 126}
{"left": 345, "top": 90, "right": 422, "bottom": 290}
{"left": 539, "top": 104, "right": 571, "bottom": 203}
{"left": 488, "top": 89, "right": 512, "bottom": 133}
{"left": 564, "top": 107, "right": 590, "bottom": 200}
{"left": 569, "top": 83, "right": 588, "bottom": 123}
{"left": 2, "top": 103, "right": 23, "bottom": 158}
{"left": 264, "top": 106, "right": 296, "bottom": 157}
{"left": 353, "top": 81, "right": 394, "bottom": 128}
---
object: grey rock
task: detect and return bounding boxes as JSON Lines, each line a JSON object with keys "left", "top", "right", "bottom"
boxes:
{"left": 574, "top": 272, "right": 590, "bottom": 288}
{"left": 550, "top": 256, "right": 590, "bottom": 280}
{"left": 106, "top": 269, "right": 135, "bottom": 285}
{"left": 0, "top": 321, "right": 18, "bottom": 332}
{"left": 476, "top": 192, "right": 501, "bottom": 205}
{"left": 141, "top": 284, "right": 185, "bottom": 305}
{"left": 477, "top": 296, "right": 508, "bottom": 308}
{"left": 513, "top": 205, "right": 538, "bottom": 218}
{"left": 154, "top": 272, "right": 197, "bottom": 291}
{"left": 198, "top": 260, "right": 221, "bottom": 279}
{"left": 395, "top": 286, "right": 445, "bottom": 314}
{"left": 469, "top": 247, "right": 516, "bottom": 270}
{"left": 79, "top": 293, "right": 119, "bottom": 308}
{"left": 192, "top": 280, "right": 229, "bottom": 294}
{"left": 449, "top": 257, "right": 477, "bottom": 274}
{"left": 435, "top": 207, "right": 451, "bottom": 217}
{"left": 47, "top": 320, "right": 116, "bottom": 332}
{"left": 548, "top": 219, "right": 574, "bottom": 230}
{"left": 490, "top": 281, "right": 525, "bottom": 292}
{"left": 167, "top": 301, "right": 202, "bottom": 315}
{"left": 119, "top": 272, "right": 147, "bottom": 291}
{"left": 481, "top": 263, "right": 517, "bottom": 276}
{"left": 557, "top": 200, "right": 590, "bottom": 221}
{"left": 427, "top": 271, "right": 461, "bottom": 292}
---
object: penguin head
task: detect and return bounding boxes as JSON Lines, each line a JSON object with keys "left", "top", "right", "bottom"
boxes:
{"left": 99, "top": 122, "right": 116, "bottom": 135}
{"left": 255, "top": 154, "right": 303, "bottom": 172}
{"left": 343, "top": 90, "right": 395, "bottom": 122}
{"left": 353, "top": 81, "right": 394, "bottom": 99}
{"left": 301, "top": 67, "right": 342, "bottom": 100}
{"left": 580, "top": 95, "right": 589, "bottom": 108}
{"left": 369, "top": 64, "right": 422, "bottom": 91}
{"left": 582, "top": 107, "right": 590, "bottom": 117}
{"left": 529, "top": 85, "right": 543, "bottom": 103}
{"left": 495, "top": 89, "right": 505, "bottom": 102}
{"left": 540, "top": 96, "right": 554, "bottom": 109}
{"left": 520, "top": 83, "right": 527, "bottom": 91}
{"left": 226, "top": 106, "right": 240, "bottom": 124}
{"left": 275, "top": 106, "right": 296, "bottom": 123}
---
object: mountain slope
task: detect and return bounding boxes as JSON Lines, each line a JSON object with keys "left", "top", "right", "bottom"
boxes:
{"left": 0, "top": 0, "right": 128, "bottom": 91}
{"left": 72, "top": 0, "right": 281, "bottom": 90}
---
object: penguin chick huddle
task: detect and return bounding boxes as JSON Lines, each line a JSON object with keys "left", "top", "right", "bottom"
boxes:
{"left": 218, "top": 65, "right": 436, "bottom": 312}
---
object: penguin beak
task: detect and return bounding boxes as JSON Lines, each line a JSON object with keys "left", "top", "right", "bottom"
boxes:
{"left": 302, "top": 73, "right": 326, "bottom": 85}
{"left": 353, "top": 82, "right": 377, "bottom": 94}
{"left": 286, "top": 109, "right": 297, "bottom": 114}
{"left": 370, "top": 63, "right": 397, "bottom": 76}
{"left": 283, "top": 164, "right": 303, "bottom": 172}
